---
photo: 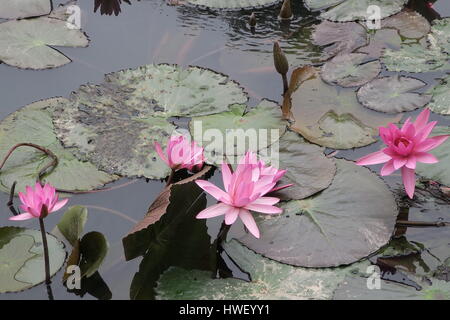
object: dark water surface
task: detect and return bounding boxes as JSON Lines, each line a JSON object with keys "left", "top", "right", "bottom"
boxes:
{"left": 0, "top": 0, "right": 450, "bottom": 299}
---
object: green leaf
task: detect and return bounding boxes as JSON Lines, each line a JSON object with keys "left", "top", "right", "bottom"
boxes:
{"left": 321, "top": 53, "right": 381, "bottom": 88}
{"left": 430, "top": 18, "right": 450, "bottom": 54}
{"left": 155, "top": 240, "right": 369, "bottom": 300}
{"left": 357, "top": 76, "right": 431, "bottom": 113}
{"left": 56, "top": 206, "right": 88, "bottom": 247}
{"left": 286, "top": 67, "right": 402, "bottom": 149}
{"left": 185, "top": 0, "right": 281, "bottom": 10}
{"left": 189, "top": 100, "right": 287, "bottom": 165}
{"left": 0, "top": 0, "right": 51, "bottom": 19}
{"left": 0, "top": 17, "right": 89, "bottom": 70}
{"left": 416, "top": 126, "right": 450, "bottom": 186}
{"left": 79, "top": 232, "right": 109, "bottom": 278}
{"left": 232, "top": 159, "right": 398, "bottom": 267}
{"left": 0, "top": 98, "right": 118, "bottom": 194}
{"left": 427, "top": 75, "right": 450, "bottom": 115}
{"left": 0, "top": 227, "right": 66, "bottom": 293}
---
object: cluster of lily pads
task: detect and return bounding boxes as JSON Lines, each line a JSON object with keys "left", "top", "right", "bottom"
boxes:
{"left": 0, "top": 0, "right": 449, "bottom": 300}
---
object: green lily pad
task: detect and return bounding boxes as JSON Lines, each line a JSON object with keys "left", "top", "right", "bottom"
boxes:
{"left": 261, "top": 131, "right": 336, "bottom": 200}
{"left": 312, "top": 21, "right": 368, "bottom": 61}
{"left": 286, "top": 67, "right": 402, "bottom": 149}
{"left": 382, "top": 41, "right": 450, "bottom": 73}
{"left": 357, "top": 76, "right": 431, "bottom": 113}
{"left": 430, "top": 18, "right": 450, "bottom": 54}
{"left": 427, "top": 75, "right": 450, "bottom": 116}
{"left": 305, "top": 0, "right": 408, "bottom": 22}
{"left": 0, "top": 17, "right": 89, "bottom": 70}
{"left": 0, "top": 0, "right": 51, "bottom": 19}
{"left": 79, "top": 232, "right": 109, "bottom": 278}
{"left": 189, "top": 100, "right": 287, "bottom": 165}
{"left": 381, "top": 10, "right": 430, "bottom": 39}
{"left": 0, "top": 227, "right": 66, "bottom": 293}
{"left": 416, "top": 126, "right": 450, "bottom": 186}
{"left": 185, "top": 0, "right": 281, "bottom": 10}
{"left": 156, "top": 239, "right": 369, "bottom": 300}
{"left": 232, "top": 159, "right": 398, "bottom": 267}
{"left": 334, "top": 276, "right": 450, "bottom": 300}
{"left": 0, "top": 98, "right": 118, "bottom": 194}
{"left": 56, "top": 206, "right": 88, "bottom": 247}
{"left": 320, "top": 53, "right": 381, "bottom": 88}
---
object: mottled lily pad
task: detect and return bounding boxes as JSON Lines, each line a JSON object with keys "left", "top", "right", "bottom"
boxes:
{"left": 261, "top": 131, "right": 336, "bottom": 200}
{"left": 416, "top": 126, "right": 450, "bottom": 186}
{"left": 0, "top": 17, "right": 89, "bottom": 70}
{"left": 185, "top": 0, "right": 281, "bottom": 10}
{"left": 357, "top": 29, "right": 402, "bottom": 59}
{"left": 189, "top": 100, "right": 287, "bottom": 165}
{"left": 427, "top": 75, "right": 450, "bottom": 116}
{"left": 0, "top": 0, "right": 51, "bottom": 19}
{"left": 233, "top": 159, "right": 398, "bottom": 267}
{"left": 431, "top": 18, "right": 450, "bottom": 54}
{"left": 381, "top": 10, "right": 430, "bottom": 39}
{"left": 156, "top": 240, "right": 369, "bottom": 300}
{"left": 357, "top": 76, "right": 431, "bottom": 113}
{"left": 321, "top": 53, "right": 381, "bottom": 88}
{"left": 312, "top": 21, "right": 367, "bottom": 61}
{"left": 0, "top": 98, "right": 117, "bottom": 194}
{"left": 285, "top": 67, "right": 402, "bottom": 149}
{"left": 305, "top": 0, "right": 408, "bottom": 22}
{"left": 0, "top": 227, "right": 66, "bottom": 293}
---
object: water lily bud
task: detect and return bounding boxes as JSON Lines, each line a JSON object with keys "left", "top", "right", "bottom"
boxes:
{"left": 279, "top": 0, "right": 293, "bottom": 20}
{"left": 273, "top": 41, "right": 289, "bottom": 75}
{"left": 249, "top": 12, "right": 257, "bottom": 27}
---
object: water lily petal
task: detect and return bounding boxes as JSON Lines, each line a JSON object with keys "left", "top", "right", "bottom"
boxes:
{"left": 380, "top": 160, "right": 396, "bottom": 176}
{"left": 415, "top": 152, "right": 438, "bottom": 164}
{"left": 414, "top": 108, "right": 430, "bottom": 132}
{"left": 401, "top": 166, "right": 416, "bottom": 199}
{"left": 239, "top": 209, "right": 260, "bottom": 239}
{"left": 196, "top": 180, "right": 230, "bottom": 202}
{"left": 9, "top": 212, "right": 35, "bottom": 221}
{"left": 224, "top": 207, "right": 239, "bottom": 225}
{"left": 244, "top": 203, "right": 282, "bottom": 214}
{"left": 196, "top": 203, "right": 231, "bottom": 219}
{"left": 356, "top": 150, "right": 391, "bottom": 166}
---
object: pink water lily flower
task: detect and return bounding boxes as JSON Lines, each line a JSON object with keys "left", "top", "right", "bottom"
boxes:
{"left": 195, "top": 152, "right": 291, "bottom": 238}
{"left": 356, "top": 108, "right": 448, "bottom": 199}
{"left": 155, "top": 135, "right": 204, "bottom": 172}
{"left": 10, "top": 182, "right": 69, "bottom": 221}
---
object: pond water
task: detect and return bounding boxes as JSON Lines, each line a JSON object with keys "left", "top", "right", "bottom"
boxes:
{"left": 0, "top": 0, "right": 450, "bottom": 300}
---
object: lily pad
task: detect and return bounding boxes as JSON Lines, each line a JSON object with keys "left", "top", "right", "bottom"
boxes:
{"left": 431, "top": 18, "right": 450, "bottom": 54}
{"left": 156, "top": 240, "right": 369, "bottom": 300}
{"left": 312, "top": 21, "right": 367, "bottom": 61}
{"left": 334, "top": 276, "right": 450, "bottom": 300}
{"left": 56, "top": 206, "right": 88, "bottom": 247}
{"left": 320, "top": 53, "right": 381, "bottom": 88}
{"left": 381, "top": 10, "right": 430, "bottom": 39}
{"left": 0, "top": 98, "right": 117, "bottom": 194}
{"left": 185, "top": 0, "right": 281, "bottom": 10}
{"left": 189, "top": 100, "right": 287, "bottom": 165}
{"left": 305, "top": 0, "right": 408, "bottom": 22}
{"left": 0, "top": 17, "right": 89, "bottom": 70}
{"left": 284, "top": 67, "right": 402, "bottom": 149}
{"left": 357, "top": 76, "right": 431, "bottom": 113}
{"left": 416, "top": 126, "right": 450, "bottom": 186}
{"left": 0, "top": 227, "right": 66, "bottom": 293}
{"left": 0, "top": 0, "right": 51, "bottom": 19}
{"left": 261, "top": 131, "right": 336, "bottom": 200}
{"left": 357, "top": 28, "right": 402, "bottom": 59}
{"left": 427, "top": 75, "right": 450, "bottom": 115}
{"left": 232, "top": 159, "right": 398, "bottom": 267}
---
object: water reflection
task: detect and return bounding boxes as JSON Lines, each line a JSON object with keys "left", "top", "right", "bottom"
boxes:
{"left": 94, "top": 0, "right": 132, "bottom": 16}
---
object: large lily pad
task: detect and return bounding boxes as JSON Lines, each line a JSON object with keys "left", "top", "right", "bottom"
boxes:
{"left": 232, "top": 159, "right": 398, "bottom": 267}
{"left": 356, "top": 29, "right": 402, "bottom": 59}
{"left": 0, "top": 98, "right": 117, "bottom": 194}
{"left": 189, "top": 100, "right": 287, "bottom": 165}
{"left": 185, "top": 0, "right": 281, "bottom": 10}
{"left": 320, "top": 53, "right": 381, "bottom": 88}
{"left": 305, "top": 0, "right": 408, "bottom": 22}
{"left": 427, "top": 75, "right": 450, "bottom": 116}
{"left": 285, "top": 67, "right": 402, "bottom": 149}
{"left": 261, "top": 131, "right": 336, "bottom": 200}
{"left": 0, "top": 0, "right": 51, "bottom": 19}
{"left": 381, "top": 10, "right": 430, "bottom": 39}
{"left": 156, "top": 240, "right": 369, "bottom": 300}
{"left": 431, "top": 18, "right": 450, "bottom": 54}
{"left": 0, "top": 227, "right": 66, "bottom": 293}
{"left": 312, "top": 21, "right": 367, "bottom": 61}
{"left": 0, "top": 17, "right": 89, "bottom": 70}
{"left": 416, "top": 126, "right": 450, "bottom": 186}
{"left": 357, "top": 76, "right": 431, "bottom": 113}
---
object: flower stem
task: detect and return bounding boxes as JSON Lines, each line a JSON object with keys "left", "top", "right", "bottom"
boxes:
{"left": 38, "top": 217, "right": 51, "bottom": 286}
{"left": 165, "top": 169, "right": 175, "bottom": 187}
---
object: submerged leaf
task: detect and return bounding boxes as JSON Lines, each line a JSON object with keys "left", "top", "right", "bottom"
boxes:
{"left": 320, "top": 53, "right": 381, "bottom": 88}
{"left": 0, "top": 17, "right": 89, "bottom": 70}
{"left": 0, "top": 227, "right": 66, "bottom": 293}
{"left": 0, "top": 0, "right": 51, "bottom": 19}
{"left": 357, "top": 76, "right": 431, "bottom": 113}
{"left": 0, "top": 98, "right": 117, "bottom": 194}
{"left": 232, "top": 159, "right": 398, "bottom": 267}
